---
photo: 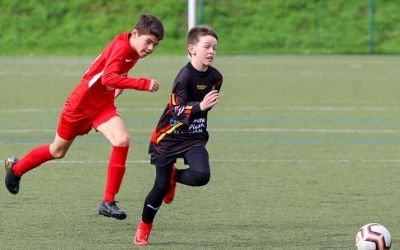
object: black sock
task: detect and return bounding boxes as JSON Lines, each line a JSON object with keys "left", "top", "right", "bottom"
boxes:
{"left": 142, "top": 182, "right": 169, "bottom": 223}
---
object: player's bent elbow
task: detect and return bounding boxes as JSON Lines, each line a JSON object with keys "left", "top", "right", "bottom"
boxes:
{"left": 101, "top": 73, "right": 117, "bottom": 87}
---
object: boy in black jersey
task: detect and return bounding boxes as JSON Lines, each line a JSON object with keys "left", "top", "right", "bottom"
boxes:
{"left": 133, "top": 25, "right": 223, "bottom": 246}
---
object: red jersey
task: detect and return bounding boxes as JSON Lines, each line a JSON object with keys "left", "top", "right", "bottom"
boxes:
{"left": 63, "top": 32, "right": 151, "bottom": 120}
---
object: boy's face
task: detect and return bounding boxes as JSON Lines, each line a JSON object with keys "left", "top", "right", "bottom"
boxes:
{"left": 130, "top": 29, "right": 160, "bottom": 58}
{"left": 188, "top": 35, "right": 218, "bottom": 67}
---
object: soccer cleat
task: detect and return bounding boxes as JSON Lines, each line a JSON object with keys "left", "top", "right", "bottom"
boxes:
{"left": 133, "top": 221, "right": 153, "bottom": 246}
{"left": 163, "top": 165, "right": 177, "bottom": 204}
{"left": 4, "top": 156, "right": 21, "bottom": 194}
{"left": 98, "top": 201, "right": 127, "bottom": 220}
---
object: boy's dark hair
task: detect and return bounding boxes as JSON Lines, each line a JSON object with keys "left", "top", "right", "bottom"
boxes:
{"left": 186, "top": 25, "right": 218, "bottom": 46}
{"left": 134, "top": 14, "right": 164, "bottom": 41}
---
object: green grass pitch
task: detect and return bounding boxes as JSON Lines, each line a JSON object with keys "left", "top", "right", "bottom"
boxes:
{"left": 0, "top": 55, "right": 399, "bottom": 249}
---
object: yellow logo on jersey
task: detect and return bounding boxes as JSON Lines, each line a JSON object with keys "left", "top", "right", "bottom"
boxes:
{"left": 196, "top": 84, "right": 207, "bottom": 90}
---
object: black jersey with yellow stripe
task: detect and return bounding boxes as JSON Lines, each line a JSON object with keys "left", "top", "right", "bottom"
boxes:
{"left": 149, "top": 62, "right": 223, "bottom": 157}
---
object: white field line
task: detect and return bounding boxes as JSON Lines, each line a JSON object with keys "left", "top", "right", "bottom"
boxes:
{"left": 47, "top": 159, "right": 400, "bottom": 165}
{"left": 0, "top": 108, "right": 61, "bottom": 113}
{"left": 222, "top": 106, "right": 400, "bottom": 112}
{"left": 1, "top": 106, "right": 400, "bottom": 113}
{"left": 1, "top": 128, "right": 400, "bottom": 134}
{"left": 211, "top": 128, "right": 400, "bottom": 134}
{"left": 1, "top": 129, "right": 55, "bottom": 133}
{"left": 0, "top": 71, "right": 81, "bottom": 77}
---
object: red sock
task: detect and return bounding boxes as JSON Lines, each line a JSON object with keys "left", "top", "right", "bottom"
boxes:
{"left": 103, "top": 146, "right": 129, "bottom": 202}
{"left": 13, "top": 144, "right": 53, "bottom": 176}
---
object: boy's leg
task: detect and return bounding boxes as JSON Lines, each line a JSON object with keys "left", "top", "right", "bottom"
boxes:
{"left": 163, "top": 165, "right": 177, "bottom": 204}
{"left": 162, "top": 146, "right": 210, "bottom": 204}
{"left": 141, "top": 163, "right": 173, "bottom": 223}
{"left": 175, "top": 146, "right": 210, "bottom": 186}
{"left": 5, "top": 134, "right": 73, "bottom": 194}
{"left": 134, "top": 163, "right": 173, "bottom": 246}
{"left": 96, "top": 115, "right": 129, "bottom": 220}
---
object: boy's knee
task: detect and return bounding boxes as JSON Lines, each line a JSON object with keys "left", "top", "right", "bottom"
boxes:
{"left": 50, "top": 148, "right": 67, "bottom": 159}
{"left": 49, "top": 143, "right": 68, "bottom": 159}
{"left": 113, "top": 133, "right": 130, "bottom": 146}
{"left": 190, "top": 170, "right": 210, "bottom": 186}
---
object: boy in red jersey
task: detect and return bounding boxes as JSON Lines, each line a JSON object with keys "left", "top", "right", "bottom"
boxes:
{"left": 4, "top": 14, "right": 164, "bottom": 220}
{"left": 133, "top": 25, "right": 223, "bottom": 246}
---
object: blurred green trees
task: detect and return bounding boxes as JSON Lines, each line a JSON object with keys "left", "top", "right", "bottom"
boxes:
{"left": 0, "top": 0, "right": 398, "bottom": 55}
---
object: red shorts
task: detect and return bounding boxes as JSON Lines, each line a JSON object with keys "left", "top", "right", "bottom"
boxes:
{"left": 57, "top": 104, "right": 119, "bottom": 140}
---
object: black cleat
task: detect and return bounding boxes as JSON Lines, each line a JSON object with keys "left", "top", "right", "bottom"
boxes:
{"left": 98, "top": 201, "right": 127, "bottom": 220}
{"left": 4, "top": 156, "right": 21, "bottom": 194}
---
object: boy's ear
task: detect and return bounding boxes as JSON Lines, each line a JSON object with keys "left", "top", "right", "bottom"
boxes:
{"left": 187, "top": 44, "right": 195, "bottom": 56}
{"left": 131, "top": 29, "right": 139, "bottom": 38}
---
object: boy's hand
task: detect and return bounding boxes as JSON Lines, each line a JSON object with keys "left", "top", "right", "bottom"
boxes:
{"left": 114, "top": 88, "right": 124, "bottom": 98}
{"left": 149, "top": 79, "right": 159, "bottom": 92}
{"left": 200, "top": 90, "right": 219, "bottom": 111}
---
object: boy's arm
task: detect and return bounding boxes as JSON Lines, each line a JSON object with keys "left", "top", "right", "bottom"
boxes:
{"left": 168, "top": 79, "right": 203, "bottom": 126}
{"left": 213, "top": 78, "right": 223, "bottom": 91}
{"left": 114, "top": 81, "right": 158, "bottom": 98}
{"left": 168, "top": 71, "right": 222, "bottom": 125}
{"left": 205, "top": 77, "right": 223, "bottom": 110}
{"left": 114, "top": 88, "right": 124, "bottom": 98}
{"left": 101, "top": 45, "right": 152, "bottom": 91}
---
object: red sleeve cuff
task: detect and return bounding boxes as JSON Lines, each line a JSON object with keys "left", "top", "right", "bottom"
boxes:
{"left": 143, "top": 78, "right": 151, "bottom": 91}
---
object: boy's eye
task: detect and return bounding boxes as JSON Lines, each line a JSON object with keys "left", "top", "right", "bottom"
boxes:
{"left": 147, "top": 40, "right": 158, "bottom": 46}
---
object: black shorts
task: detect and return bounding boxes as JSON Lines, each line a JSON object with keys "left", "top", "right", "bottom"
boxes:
{"left": 150, "top": 146, "right": 210, "bottom": 173}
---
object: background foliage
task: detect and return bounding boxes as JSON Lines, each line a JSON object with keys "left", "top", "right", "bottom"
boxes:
{"left": 0, "top": 0, "right": 399, "bottom": 55}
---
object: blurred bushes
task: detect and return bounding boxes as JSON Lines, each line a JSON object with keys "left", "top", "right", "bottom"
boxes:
{"left": 0, "top": 0, "right": 399, "bottom": 55}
